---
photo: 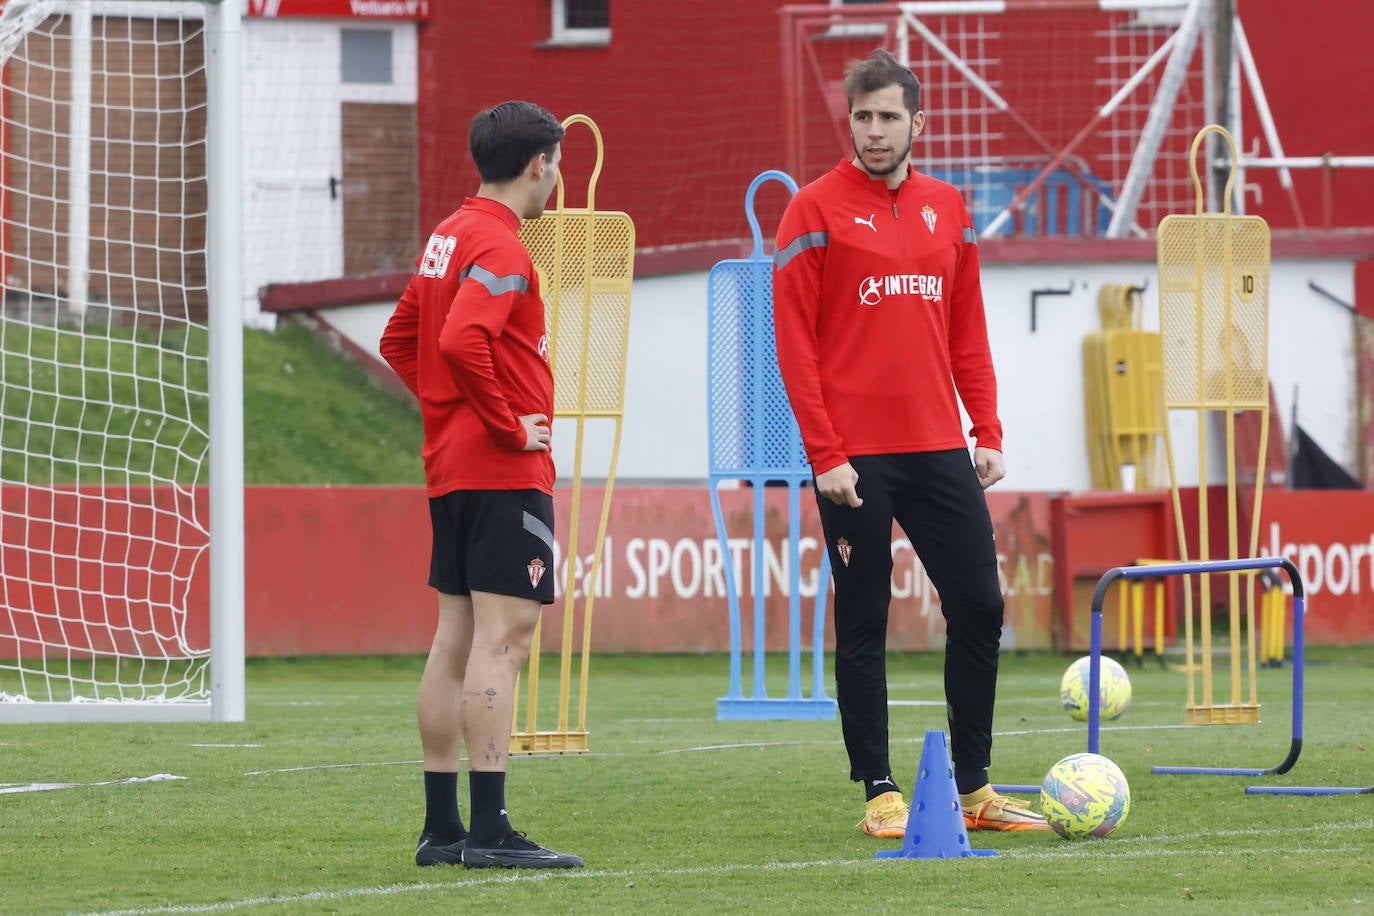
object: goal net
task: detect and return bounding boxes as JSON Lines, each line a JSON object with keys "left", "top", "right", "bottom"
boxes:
{"left": 782, "top": 0, "right": 1215, "bottom": 238}
{"left": 0, "top": 0, "right": 242, "bottom": 721}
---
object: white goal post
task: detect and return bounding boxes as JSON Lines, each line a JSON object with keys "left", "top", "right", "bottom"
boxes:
{"left": 0, "top": 0, "right": 243, "bottom": 722}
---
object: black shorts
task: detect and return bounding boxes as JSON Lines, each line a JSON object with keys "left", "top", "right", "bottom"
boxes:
{"left": 428, "top": 489, "right": 556, "bottom": 604}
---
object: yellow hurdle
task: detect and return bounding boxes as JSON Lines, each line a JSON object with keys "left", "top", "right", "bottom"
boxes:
{"left": 1116, "top": 558, "right": 1169, "bottom": 665}
{"left": 511, "top": 115, "right": 634, "bottom": 753}
{"left": 1259, "top": 571, "right": 1287, "bottom": 667}
{"left": 1157, "top": 125, "right": 1271, "bottom": 725}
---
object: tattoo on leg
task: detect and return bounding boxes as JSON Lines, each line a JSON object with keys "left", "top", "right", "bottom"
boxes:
{"left": 484, "top": 740, "right": 506, "bottom": 766}
{"left": 485, "top": 687, "right": 496, "bottom": 710}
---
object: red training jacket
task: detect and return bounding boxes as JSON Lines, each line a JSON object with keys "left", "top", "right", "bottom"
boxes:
{"left": 380, "top": 196, "right": 554, "bottom": 496}
{"left": 772, "top": 159, "right": 1002, "bottom": 477}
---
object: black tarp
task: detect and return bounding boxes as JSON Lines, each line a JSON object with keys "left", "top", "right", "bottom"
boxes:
{"left": 1289, "top": 424, "right": 1363, "bottom": 490}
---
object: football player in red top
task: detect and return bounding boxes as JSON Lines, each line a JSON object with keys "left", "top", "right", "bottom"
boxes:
{"left": 772, "top": 50, "right": 1049, "bottom": 836}
{"left": 380, "top": 101, "right": 583, "bottom": 869}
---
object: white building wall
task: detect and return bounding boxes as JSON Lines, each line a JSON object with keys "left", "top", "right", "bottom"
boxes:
{"left": 330, "top": 257, "right": 1359, "bottom": 492}
{"left": 241, "top": 18, "right": 416, "bottom": 328}
{"left": 983, "top": 258, "right": 1357, "bottom": 491}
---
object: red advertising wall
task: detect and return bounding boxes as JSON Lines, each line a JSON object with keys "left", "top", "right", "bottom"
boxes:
{"left": 0, "top": 484, "right": 209, "bottom": 657}
{"left": 1258, "top": 491, "right": 1374, "bottom": 645}
{"left": 1, "top": 485, "right": 1053, "bottom": 658}
{"left": 6, "top": 484, "right": 1371, "bottom": 659}
{"left": 244, "top": 485, "right": 1056, "bottom": 656}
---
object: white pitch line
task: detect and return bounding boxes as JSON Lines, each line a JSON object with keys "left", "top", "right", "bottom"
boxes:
{"left": 660, "top": 740, "right": 833, "bottom": 754}
{"left": 243, "top": 760, "right": 421, "bottom": 776}
{"left": 74, "top": 860, "right": 859, "bottom": 916}
{"left": 74, "top": 820, "right": 1374, "bottom": 916}
{"left": 662, "top": 721, "right": 1200, "bottom": 754}
{"left": 620, "top": 717, "right": 716, "bottom": 723}
{"left": 243, "top": 754, "right": 609, "bottom": 777}
{"left": 227, "top": 720, "right": 1216, "bottom": 770}
{"left": 1009, "top": 843, "right": 1366, "bottom": 861}
{"left": 0, "top": 774, "right": 185, "bottom": 795}
{"left": 1124, "top": 817, "right": 1374, "bottom": 844}
{"left": 993, "top": 723, "right": 1201, "bottom": 738}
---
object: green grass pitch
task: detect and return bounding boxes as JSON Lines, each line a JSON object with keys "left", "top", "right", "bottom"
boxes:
{"left": 3, "top": 647, "right": 1372, "bottom": 914}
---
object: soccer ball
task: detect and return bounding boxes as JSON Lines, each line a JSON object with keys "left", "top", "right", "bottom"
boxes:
{"left": 1040, "top": 752, "right": 1131, "bottom": 839}
{"left": 1060, "top": 655, "right": 1131, "bottom": 721}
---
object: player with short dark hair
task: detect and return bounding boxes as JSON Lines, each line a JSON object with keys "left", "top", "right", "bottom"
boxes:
{"left": 380, "top": 99, "right": 583, "bottom": 869}
{"left": 771, "top": 49, "right": 1050, "bottom": 838}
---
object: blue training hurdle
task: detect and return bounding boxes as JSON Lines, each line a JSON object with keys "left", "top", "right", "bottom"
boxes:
{"left": 708, "top": 169, "right": 835, "bottom": 721}
{"left": 1087, "top": 557, "right": 1305, "bottom": 777}
{"left": 1245, "top": 785, "right": 1373, "bottom": 796}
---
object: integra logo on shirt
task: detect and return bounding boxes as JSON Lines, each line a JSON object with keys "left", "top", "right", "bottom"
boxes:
{"left": 857, "top": 273, "right": 944, "bottom": 307}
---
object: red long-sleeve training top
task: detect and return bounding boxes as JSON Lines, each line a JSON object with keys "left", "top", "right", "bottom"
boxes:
{"left": 772, "top": 159, "right": 1002, "bottom": 477}
{"left": 379, "top": 196, "right": 554, "bottom": 497}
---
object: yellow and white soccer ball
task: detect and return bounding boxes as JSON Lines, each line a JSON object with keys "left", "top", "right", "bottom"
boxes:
{"left": 1060, "top": 655, "right": 1131, "bottom": 721}
{"left": 1040, "top": 752, "right": 1131, "bottom": 839}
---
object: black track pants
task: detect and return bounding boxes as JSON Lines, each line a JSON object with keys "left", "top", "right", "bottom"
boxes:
{"left": 816, "top": 449, "right": 1004, "bottom": 782}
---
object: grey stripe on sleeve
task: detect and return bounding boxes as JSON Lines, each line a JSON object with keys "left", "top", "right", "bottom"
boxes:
{"left": 466, "top": 262, "right": 530, "bottom": 296}
{"left": 963, "top": 227, "right": 978, "bottom": 244}
{"left": 773, "top": 231, "right": 829, "bottom": 271}
{"left": 523, "top": 511, "right": 554, "bottom": 552}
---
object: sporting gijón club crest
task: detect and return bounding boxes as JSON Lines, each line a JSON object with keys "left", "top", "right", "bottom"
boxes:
{"left": 836, "top": 538, "right": 852, "bottom": 567}
{"left": 527, "top": 557, "right": 546, "bottom": 588}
